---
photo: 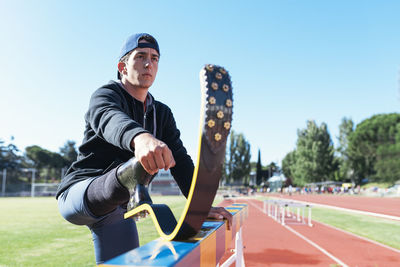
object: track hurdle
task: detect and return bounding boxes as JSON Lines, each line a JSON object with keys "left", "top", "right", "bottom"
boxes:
{"left": 264, "top": 199, "right": 313, "bottom": 227}
{"left": 100, "top": 204, "right": 248, "bottom": 267}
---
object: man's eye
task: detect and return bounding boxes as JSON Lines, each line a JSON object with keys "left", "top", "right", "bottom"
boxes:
{"left": 152, "top": 57, "right": 159, "bottom": 62}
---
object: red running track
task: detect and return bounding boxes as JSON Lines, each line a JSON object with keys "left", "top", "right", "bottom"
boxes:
{"left": 218, "top": 198, "right": 400, "bottom": 267}
{"left": 270, "top": 193, "right": 400, "bottom": 217}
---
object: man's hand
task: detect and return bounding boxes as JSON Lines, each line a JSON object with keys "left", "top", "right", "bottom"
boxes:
{"left": 207, "top": 207, "right": 233, "bottom": 230}
{"left": 132, "top": 133, "right": 176, "bottom": 175}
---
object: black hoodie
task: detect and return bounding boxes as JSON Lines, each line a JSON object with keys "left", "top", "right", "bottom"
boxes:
{"left": 56, "top": 81, "right": 194, "bottom": 199}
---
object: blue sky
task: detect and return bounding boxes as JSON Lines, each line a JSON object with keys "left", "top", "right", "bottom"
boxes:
{"left": 0, "top": 1, "right": 399, "bottom": 166}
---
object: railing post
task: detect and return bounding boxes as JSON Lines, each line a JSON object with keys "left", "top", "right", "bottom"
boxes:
{"left": 263, "top": 200, "right": 266, "bottom": 214}
{"left": 220, "top": 227, "right": 245, "bottom": 267}
{"left": 297, "top": 207, "right": 301, "bottom": 222}
{"left": 235, "top": 228, "right": 245, "bottom": 267}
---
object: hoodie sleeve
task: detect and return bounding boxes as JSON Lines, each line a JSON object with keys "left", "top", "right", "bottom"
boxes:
{"left": 86, "top": 87, "right": 149, "bottom": 152}
{"left": 160, "top": 106, "right": 194, "bottom": 197}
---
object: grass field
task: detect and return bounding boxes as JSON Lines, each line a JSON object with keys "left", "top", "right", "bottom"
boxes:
{"left": 0, "top": 196, "right": 215, "bottom": 267}
{"left": 312, "top": 207, "right": 400, "bottom": 250}
{"left": 0, "top": 197, "right": 94, "bottom": 266}
{"left": 1, "top": 196, "right": 399, "bottom": 266}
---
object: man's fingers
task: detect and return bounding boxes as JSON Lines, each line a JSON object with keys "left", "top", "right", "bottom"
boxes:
{"left": 207, "top": 207, "right": 233, "bottom": 230}
{"left": 209, "top": 211, "right": 223, "bottom": 219}
{"left": 153, "top": 149, "right": 166, "bottom": 170}
{"left": 161, "top": 147, "right": 176, "bottom": 170}
{"left": 141, "top": 149, "right": 174, "bottom": 174}
{"left": 144, "top": 158, "right": 157, "bottom": 175}
{"left": 170, "top": 157, "right": 176, "bottom": 168}
{"left": 133, "top": 133, "right": 175, "bottom": 174}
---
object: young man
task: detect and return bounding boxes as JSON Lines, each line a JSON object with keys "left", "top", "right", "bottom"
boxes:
{"left": 56, "top": 33, "right": 232, "bottom": 264}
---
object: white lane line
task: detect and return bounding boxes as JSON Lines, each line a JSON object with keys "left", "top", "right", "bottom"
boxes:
{"left": 263, "top": 197, "right": 400, "bottom": 254}
{"left": 315, "top": 220, "right": 400, "bottom": 254}
{"left": 246, "top": 199, "right": 266, "bottom": 213}
{"left": 273, "top": 197, "right": 400, "bottom": 221}
{"left": 246, "top": 200, "right": 348, "bottom": 267}
{"left": 283, "top": 224, "right": 348, "bottom": 267}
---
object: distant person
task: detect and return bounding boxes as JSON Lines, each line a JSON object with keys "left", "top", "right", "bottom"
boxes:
{"left": 56, "top": 33, "right": 232, "bottom": 264}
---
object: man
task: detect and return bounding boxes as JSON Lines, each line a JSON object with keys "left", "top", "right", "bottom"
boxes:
{"left": 56, "top": 33, "right": 232, "bottom": 264}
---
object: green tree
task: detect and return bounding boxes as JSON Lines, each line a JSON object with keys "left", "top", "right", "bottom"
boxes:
{"left": 293, "top": 120, "right": 337, "bottom": 185}
{"left": 25, "top": 145, "right": 65, "bottom": 181}
{"left": 25, "top": 145, "right": 52, "bottom": 169}
{"left": 59, "top": 140, "right": 78, "bottom": 167}
{"left": 225, "top": 131, "right": 251, "bottom": 184}
{"left": 266, "top": 162, "right": 279, "bottom": 178}
{"left": 0, "top": 139, "right": 26, "bottom": 190}
{"left": 336, "top": 117, "right": 354, "bottom": 182}
{"left": 282, "top": 150, "right": 296, "bottom": 181}
{"left": 0, "top": 140, "right": 6, "bottom": 168}
{"left": 0, "top": 139, "right": 21, "bottom": 170}
{"left": 224, "top": 131, "right": 235, "bottom": 183}
{"left": 375, "top": 142, "right": 400, "bottom": 184}
{"left": 348, "top": 113, "right": 400, "bottom": 184}
{"left": 256, "top": 149, "right": 262, "bottom": 185}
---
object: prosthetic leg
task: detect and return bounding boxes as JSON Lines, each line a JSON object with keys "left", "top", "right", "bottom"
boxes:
{"left": 124, "top": 64, "right": 233, "bottom": 240}
{"left": 117, "top": 158, "right": 155, "bottom": 216}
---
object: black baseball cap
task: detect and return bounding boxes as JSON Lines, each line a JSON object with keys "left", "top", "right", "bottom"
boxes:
{"left": 117, "top": 33, "right": 160, "bottom": 79}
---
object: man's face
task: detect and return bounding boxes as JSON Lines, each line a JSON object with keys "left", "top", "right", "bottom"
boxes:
{"left": 121, "top": 43, "right": 159, "bottom": 90}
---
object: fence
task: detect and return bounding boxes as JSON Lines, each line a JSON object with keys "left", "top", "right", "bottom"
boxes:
{"left": 0, "top": 168, "right": 182, "bottom": 197}
{"left": 0, "top": 168, "right": 59, "bottom": 197}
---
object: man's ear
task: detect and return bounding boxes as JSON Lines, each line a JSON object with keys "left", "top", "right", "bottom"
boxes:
{"left": 117, "top": 61, "right": 126, "bottom": 76}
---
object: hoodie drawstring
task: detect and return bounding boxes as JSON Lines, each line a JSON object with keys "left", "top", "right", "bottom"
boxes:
{"left": 143, "top": 103, "right": 157, "bottom": 138}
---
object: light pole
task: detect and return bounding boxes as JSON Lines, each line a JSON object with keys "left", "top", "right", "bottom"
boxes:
{"left": 30, "top": 169, "right": 36, "bottom": 197}
{"left": 1, "top": 169, "right": 6, "bottom": 197}
{"left": 22, "top": 168, "right": 36, "bottom": 197}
